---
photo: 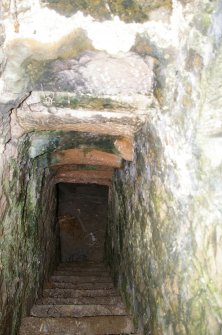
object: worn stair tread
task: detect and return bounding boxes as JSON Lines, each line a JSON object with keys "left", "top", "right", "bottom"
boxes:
{"left": 37, "top": 296, "right": 123, "bottom": 305}
{"left": 53, "top": 270, "right": 111, "bottom": 277}
{"left": 31, "top": 304, "right": 127, "bottom": 317}
{"left": 58, "top": 262, "right": 107, "bottom": 269}
{"left": 44, "top": 281, "right": 114, "bottom": 290}
{"left": 20, "top": 333, "right": 139, "bottom": 335}
{"left": 19, "top": 316, "right": 135, "bottom": 334}
{"left": 43, "top": 288, "right": 119, "bottom": 298}
{"left": 58, "top": 265, "right": 108, "bottom": 271}
{"left": 20, "top": 332, "right": 139, "bottom": 335}
{"left": 57, "top": 267, "right": 108, "bottom": 273}
{"left": 60, "top": 261, "right": 105, "bottom": 265}
{"left": 51, "top": 275, "right": 112, "bottom": 283}
{"left": 19, "top": 262, "right": 136, "bottom": 335}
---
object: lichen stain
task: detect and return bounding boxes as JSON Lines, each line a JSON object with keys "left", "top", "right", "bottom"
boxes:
{"left": 41, "top": 0, "right": 172, "bottom": 23}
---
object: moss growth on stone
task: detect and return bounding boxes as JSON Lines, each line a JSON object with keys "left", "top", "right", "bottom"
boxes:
{"left": 22, "top": 29, "right": 93, "bottom": 88}
{"left": 42, "top": 0, "right": 172, "bottom": 23}
{"left": 193, "top": 8, "right": 212, "bottom": 35}
{"left": 110, "top": 0, "right": 171, "bottom": 22}
{"left": 42, "top": 94, "right": 132, "bottom": 111}
{"left": 25, "top": 59, "right": 50, "bottom": 86}
{"left": 107, "top": 0, "right": 148, "bottom": 23}
{"left": 131, "top": 33, "right": 173, "bottom": 107}
{"left": 56, "top": 30, "right": 94, "bottom": 60}
{"left": 77, "top": 164, "right": 98, "bottom": 170}
{"left": 0, "top": 134, "right": 59, "bottom": 335}
{"left": 41, "top": 0, "right": 112, "bottom": 20}
{"left": 131, "top": 33, "right": 162, "bottom": 60}
{"left": 30, "top": 131, "right": 118, "bottom": 158}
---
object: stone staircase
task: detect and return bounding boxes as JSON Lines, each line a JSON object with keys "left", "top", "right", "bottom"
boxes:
{"left": 19, "top": 262, "right": 139, "bottom": 335}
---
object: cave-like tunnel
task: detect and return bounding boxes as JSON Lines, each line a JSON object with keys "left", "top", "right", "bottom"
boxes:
{"left": 57, "top": 183, "right": 109, "bottom": 263}
{"left": 1, "top": 1, "right": 222, "bottom": 335}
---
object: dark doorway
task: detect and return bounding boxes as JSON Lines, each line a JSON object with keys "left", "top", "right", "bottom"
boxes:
{"left": 57, "top": 183, "right": 109, "bottom": 263}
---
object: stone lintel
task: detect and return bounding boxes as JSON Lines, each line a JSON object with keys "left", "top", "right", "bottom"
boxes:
{"left": 12, "top": 109, "right": 137, "bottom": 138}
{"left": 50, "top": 149, "right": 122, "bottom": 168}
{"left": 54, "top": 170, "right": 113, "bottom": 186}
{"left": 51, "top": 164, "right": 114, "bottom": 173}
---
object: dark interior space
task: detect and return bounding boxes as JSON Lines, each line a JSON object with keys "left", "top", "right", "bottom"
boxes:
{"left": 57, "top": 183, "right": 109, "bottom": 263}
{"left": 18, "top": 183, "right": 137, "bottom": 334}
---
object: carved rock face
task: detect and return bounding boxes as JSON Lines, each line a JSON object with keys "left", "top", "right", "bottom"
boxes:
{"left": 32, "top": 51, "right": 153, "bottom": 96}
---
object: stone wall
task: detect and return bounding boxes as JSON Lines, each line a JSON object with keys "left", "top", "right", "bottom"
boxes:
{"left": 106, "top": 1, "right": 222, "bottom": 335}
{"left": 106, "top": 118, "right": 197, "bottom": 333}
{"left": 106, "top": 103, "right": 222, "bottom": 334}
{"left": 0, "top": 132, "right": 59, "bottom": 335}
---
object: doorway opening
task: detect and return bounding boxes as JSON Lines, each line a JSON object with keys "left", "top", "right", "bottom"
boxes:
{"left": 57, "top": 183, "right": 109, "bottom": 263}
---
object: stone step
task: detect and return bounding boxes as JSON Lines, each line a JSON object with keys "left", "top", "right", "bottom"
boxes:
{"left": 20, "top": 333, "right": 138, "bottom": 335}
{"left": 31, "top": 304, "right": 127, "bottom": 317}
{"left": 44, "top": 280, "right": 114, "bottom": 290}
{"left": 43, "top": 288, "right": 119, "bottom": 299}
{"left": 36, "top": 296, "right": 124, "bottom": 306}
{"left": 58, "top": 264, "right": 108, "bottom": 271}
{"left": 22, "top": 334, "right": 139, "bottom": 335}
{"left": 58, "top": 262, "right": 107, "bottom": 269}
{"left": 53, "top": 270, "right": 111, "bottom": 278}
{"left": 51, "top": 275, "right": 113, "bottom": 283}
{"left": 19, "top": 316, "right": 135, "bottom": 334}
{"left": 57, "top": 265, "right": 109, "bottom": 272}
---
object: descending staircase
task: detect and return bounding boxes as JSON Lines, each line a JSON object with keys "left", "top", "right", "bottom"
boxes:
{"left": 19, "top": 262, "right": 139, "bottom": 335}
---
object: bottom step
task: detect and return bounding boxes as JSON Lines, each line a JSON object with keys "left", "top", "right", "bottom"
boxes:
{"left": 19, "top": 316, "right": 135, "bottom": 335}
{"left": 30, "top": 304, "right": 127, "bottom": 317}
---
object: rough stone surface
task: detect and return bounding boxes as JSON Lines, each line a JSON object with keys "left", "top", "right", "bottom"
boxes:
{"left": 41, "top": 0, "right": 172, "bottom": 23}
{"left": 55, "top": 170, "right": 113, "bottom": 186}
{"left": 19, "top": 316, "right": 135, "bottom": 335}
{"left": 26, "top": 51, "right": 154, "bottom": 96}
{"left": 11, "top": 92, "right": 147, "bottom": 138}
{"left": 0, "top": 0, "right": 222, "bottom": 335}
{"left": 0, "top": 136, "right": 59, "bottom": 335}
{"left": 19, "top": 261, "right": 136, "bottom": 335}
{"left": 51, "top": 148, "right": 122, "bottom": 168}
{"left": 105, "top": 2, "right": 222, "bottom": 334}
{"left": 28, "top": 131, "right": 120, "bottom": 159}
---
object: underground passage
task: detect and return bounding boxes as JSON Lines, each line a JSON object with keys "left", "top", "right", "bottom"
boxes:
{"left": 57, "top": 183, "right": 109, "bottom": 263}
{"left": 1, "top": 1, "right": 222, "bottom": 334}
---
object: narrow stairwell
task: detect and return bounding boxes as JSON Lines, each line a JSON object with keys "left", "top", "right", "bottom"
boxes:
{"left": 19, "top": 261, "right": 138, "bottom": 334}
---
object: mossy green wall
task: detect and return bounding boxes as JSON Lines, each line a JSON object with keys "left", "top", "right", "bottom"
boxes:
{"left": 106, "top": 123, "right": 183, "bottom": 334}
{"left": 0, "top": 135, "right": 59, "bottom": 335}
{"left": 106, "top": 116, "right": 222, "bottom": 334}
{"left": 105, "top": 1, "right": 222, "bottom": 334}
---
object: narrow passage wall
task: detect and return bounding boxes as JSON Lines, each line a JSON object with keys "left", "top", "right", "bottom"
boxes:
{"left": 0, "top": 133, "right": 59, "bottom": 335}
{"left": 106, "top": 109, "right": 222, "bottom": 334}
{"left": 106, "top": 1, "right": 222, "bottom": 334}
